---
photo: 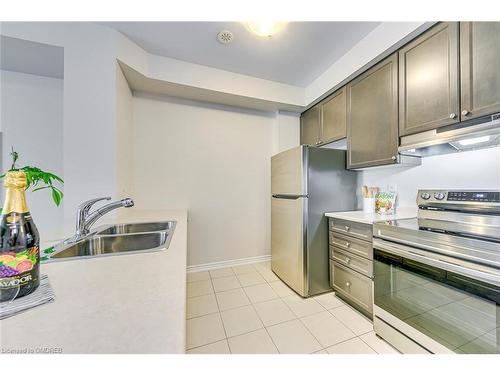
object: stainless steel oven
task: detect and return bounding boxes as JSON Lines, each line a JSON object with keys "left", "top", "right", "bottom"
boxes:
{"left": 372, "top": 190, "right": 500, "bottom": 354}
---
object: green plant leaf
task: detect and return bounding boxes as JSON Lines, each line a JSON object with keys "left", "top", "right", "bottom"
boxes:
{"left": 44, "top": 246, "right": 56, "bottom": 254}
{"left": 51, "top": 188, "right": 62, "bottom": 206}
{"left": 1, "top": 151, "right": 64, "bottom": 208}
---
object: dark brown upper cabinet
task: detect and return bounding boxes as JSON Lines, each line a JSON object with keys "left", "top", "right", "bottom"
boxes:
{"left": 347, "top": 53, "right": 399, "bottom": 169}
{"left": 300, "top": 87, "right": 347, "bottom": 147}
{"left": 460, "top": 22, "right": 500, "bottom": 121}
{"left": 399, "top": 22, "right": 460, "bottom": 136}
{"left": 300, "top": 105, "right": 321, "bottom": 146}
{"left": 320, "top": 87, "right": 347, "bottom": 144}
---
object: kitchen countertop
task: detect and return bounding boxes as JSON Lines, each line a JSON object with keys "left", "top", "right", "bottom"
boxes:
{"left": 325, "top": 207, "right": 417, "bottom": 225}
{"left": 0, "top": 208, "right": 188, "bottom": 354}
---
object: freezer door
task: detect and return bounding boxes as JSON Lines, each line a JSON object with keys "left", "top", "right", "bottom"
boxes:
{"left": 271, "top": 146, "right": 306, "bottom": 196}
{"left": 271, "top": 196, "right": 307, "bottom": 296}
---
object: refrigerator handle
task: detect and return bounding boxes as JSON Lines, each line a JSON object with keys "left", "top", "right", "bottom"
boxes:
{"left": 272, "top": 194, "right": 307, "bottom": 200}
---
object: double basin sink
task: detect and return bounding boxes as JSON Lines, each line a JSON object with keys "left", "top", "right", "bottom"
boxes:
{"left": 50, "top": 221, "right": 176, "bottom": 260}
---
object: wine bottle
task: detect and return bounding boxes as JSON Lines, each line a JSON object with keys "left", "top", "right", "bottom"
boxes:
{"left": 0, "top": 171, "right": 40, "bottom": 302}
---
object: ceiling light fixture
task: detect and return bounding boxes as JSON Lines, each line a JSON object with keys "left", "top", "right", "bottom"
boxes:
{"left": 244, "top": 21, "right": 287, "bottom": 37}
{"left": 458, "top": 136, "right": 491, "bottom": 146}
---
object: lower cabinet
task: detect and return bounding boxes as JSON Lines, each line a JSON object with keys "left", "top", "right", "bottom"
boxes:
{"left": 330, "top": 261, "right": 373, "bottom": 315}
{"left": 329, "top": 218, "right": 374, "bottom": 318}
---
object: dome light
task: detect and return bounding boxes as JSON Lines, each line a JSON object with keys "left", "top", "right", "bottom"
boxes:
{"left": 244, "top": 22, "right": 287, "bottom": 37}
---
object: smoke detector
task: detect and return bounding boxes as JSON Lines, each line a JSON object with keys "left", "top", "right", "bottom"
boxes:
{"left": 217, "top": 30, "right": 234, "bottom": 44}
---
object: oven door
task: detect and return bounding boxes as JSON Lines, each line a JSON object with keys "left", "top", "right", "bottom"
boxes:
{"left": 373, "top": 238, "right": 500, "bottom": 354}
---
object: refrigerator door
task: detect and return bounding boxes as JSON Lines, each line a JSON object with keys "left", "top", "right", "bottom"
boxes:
{"left": 271, "top": 146, "right": 307, "bottom": 196}
{"left": 271, "top": 195, "right": 307, "bottom": 296}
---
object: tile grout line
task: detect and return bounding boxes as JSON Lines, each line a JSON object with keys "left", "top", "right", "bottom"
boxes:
{"left": 187, "top": 266, "right": 382, "bottom": 354}
{"left": 208, "top": 272, "right": 231, "bottom": 353}
{"left": 293, "top": 307, "right": 329, "bottom": 351}
{"left": 187, "top": 265, "right": 271, "bottom": 353}
{"left": 357, "top": 332, "right": 385, "bottom": 354}
{"left": 186, "top": 338, "right": 229, "bottom": 353}
{"left": 187, "top": 279, "right": 281, "bottom": 352}
{"left": 325, "top": 306, "right": 361, "bottom": 337}
{"left": 239, "top": 275, "right": 281, "bottom": 354}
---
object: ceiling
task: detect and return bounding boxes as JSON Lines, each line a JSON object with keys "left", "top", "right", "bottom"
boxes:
{"left": 99, "top": 22, "right": 380, "bottom": 87}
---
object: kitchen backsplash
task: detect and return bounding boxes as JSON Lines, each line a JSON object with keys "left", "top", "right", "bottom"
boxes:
{"left": 358, "top": 146, "right": 500, "bottom": 209}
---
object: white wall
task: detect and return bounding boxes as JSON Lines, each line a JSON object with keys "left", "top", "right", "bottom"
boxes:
{"left": 359, "top": 147, "right": 500, "bottom": 209}
{"left": 0, "top": 70, "right": 64, "bottom": 236}
{"left": 273, "top": 112, "right": 300, "bottom": 155}
{"left": 131, "top": 94, "right": 285, "bottom": 266}
{"left": 1, "top": 23, "right": 119, "bottom": 229}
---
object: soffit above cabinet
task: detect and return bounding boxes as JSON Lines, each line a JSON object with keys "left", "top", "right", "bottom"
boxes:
{"left": 118, "top": 60, "right": 304, "bottom": 112}
{"left": 0, "top": 35, "right": 64, "bottom": 79}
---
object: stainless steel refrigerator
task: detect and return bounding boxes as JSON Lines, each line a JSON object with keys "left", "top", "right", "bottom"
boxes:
{"left": 271, "top": 146, "right": 358, "bottom": 297}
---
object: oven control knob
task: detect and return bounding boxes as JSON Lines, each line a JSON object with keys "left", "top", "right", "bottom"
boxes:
{"left": 434, "top": 192, "right": 445, "bottom": 200}
{"left": 420, "top": 192, "right": 431, "bottom": 200}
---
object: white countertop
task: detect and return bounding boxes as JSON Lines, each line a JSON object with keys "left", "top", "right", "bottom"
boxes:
{"left": 0, "top": 208, "right": 188, "bottom": 354}
{"left": 325, "top": 207, "right": 417, "bottom": 224}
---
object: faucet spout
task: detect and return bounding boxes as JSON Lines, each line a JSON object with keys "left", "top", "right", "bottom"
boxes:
{"left": 84, "top": 198, "right": 135, "bottom": 232}
{"left": 66, "top": 197, "right": 134, "bottom": 243}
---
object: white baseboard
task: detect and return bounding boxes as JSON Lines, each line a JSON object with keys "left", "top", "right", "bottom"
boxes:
{"left": 187, "top": 254, "right": 271, "bottom": 273}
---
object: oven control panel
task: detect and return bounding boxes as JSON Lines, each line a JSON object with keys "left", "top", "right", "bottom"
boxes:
{"left": 446, "top": 191, "right": 500, "bottom": 202}
{"left": 417, "top": 190, "right": 500, "bottom": 205}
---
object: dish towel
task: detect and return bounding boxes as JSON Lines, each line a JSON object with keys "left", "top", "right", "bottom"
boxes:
{"left": 0, "top": 274, "right": 55, "bottom": 320}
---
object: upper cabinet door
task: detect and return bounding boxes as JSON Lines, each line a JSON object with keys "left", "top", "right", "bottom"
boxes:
{"left": 460, "top": 22, "right": 500, "bottom": 121}
{"left": 300, "top": 106, "right": 320, "bottom": 146}
{"left": 399, "top": 22, "right": 460, "bottom": 136}
{"left": 347, "top": 53, "right": 399, "bottom": 169}
{"left": 320, "top": 87, "right": 347, "bottom": 144}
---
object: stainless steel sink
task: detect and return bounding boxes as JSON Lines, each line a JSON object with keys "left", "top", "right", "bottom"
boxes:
{"left": 96, "top": 221, "right": 173, "bottom": 235}
{"left": 49, "top": 221, "right": 176, "bottom": 261}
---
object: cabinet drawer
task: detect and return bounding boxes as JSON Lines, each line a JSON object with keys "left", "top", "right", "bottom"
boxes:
{"left": 330, "top": 260, "right": 373, "bottom": 315}
{"left": 329, "top": 231, "right": 373, "bottom": 260}
{"left": 330, "top": 246, "right": 373, "bottom": 277}
{"left": 329, "top": 218, "right": 372, "bottom": 241}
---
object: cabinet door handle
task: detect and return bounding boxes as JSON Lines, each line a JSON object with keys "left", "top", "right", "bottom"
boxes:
{"left": 449, "top": 113, "right": 457, "bottom": 119}
{"left": 345, "top": 242, "right": 351, "bottom": 248}
{"left": 345, "top": 257, "right": 351, "bottom": 264}
{"left": 391, "top": 155, "right": 397, "bottom": 160}
{"left": 345, "top": 281, "right": 351, "bottom": 287}
{"left": 461, "top": 109, "right": 470, "bottom": 116}
{"left": 345, "top": 226, "right": 350, "bottom": 232}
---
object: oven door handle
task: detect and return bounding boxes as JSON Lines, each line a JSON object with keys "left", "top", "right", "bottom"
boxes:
{"left": 373, "top": 238, "right": 500, "bottom": 287}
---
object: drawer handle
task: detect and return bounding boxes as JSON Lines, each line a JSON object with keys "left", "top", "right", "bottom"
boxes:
{"left": 345, "top": 226, "right": 350, "bottom": 232}
{"left": 345, "top": 257, "right": 351, "bottom": 264}
{"left": 345, "top": 281, "right": 351, "bottom": 287}
{"left": 346, "top": 242, "right": 351, "bottom": 248}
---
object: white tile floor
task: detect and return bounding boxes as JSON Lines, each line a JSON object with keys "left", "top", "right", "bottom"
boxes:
{"left": 186, "top": 261, "right": 400, "bottom": 354}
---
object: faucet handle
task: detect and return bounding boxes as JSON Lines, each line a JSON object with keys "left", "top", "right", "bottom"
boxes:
{"left": 78, "top": 196, "right": 111, "bottom": 215}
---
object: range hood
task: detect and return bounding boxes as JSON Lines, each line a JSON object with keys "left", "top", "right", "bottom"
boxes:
{"left": 399, "top": 113, "right": 500, "bottom": 157}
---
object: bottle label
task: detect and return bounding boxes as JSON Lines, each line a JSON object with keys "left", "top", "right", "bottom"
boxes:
{"left": 0, "top": 246, "right": 39, "bottom": 289}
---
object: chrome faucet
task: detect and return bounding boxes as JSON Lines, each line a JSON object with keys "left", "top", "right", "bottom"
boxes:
{"left": 67, "top": 196, "right": 134, "bottom": 242}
